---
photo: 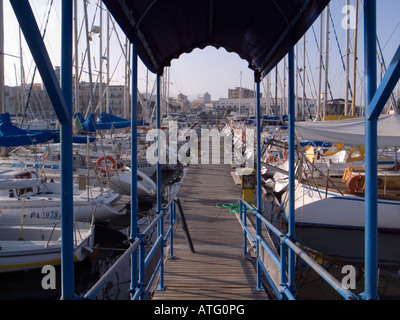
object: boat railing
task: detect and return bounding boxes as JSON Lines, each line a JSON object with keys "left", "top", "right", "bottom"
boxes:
{"left": 83, "top": 197, "right": 176, "bottom": 300}
{"left": 239, "top": 199, "right": 357, "bottom": 300}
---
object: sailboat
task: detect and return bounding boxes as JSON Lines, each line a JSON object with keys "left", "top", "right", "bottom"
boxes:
{"left": 270, "top": 115, "right": 400, "bottom": 265}
{"left": 0, "top": 216, "right": 93, "bottom": 273}
{"left": 0, "top": 170, "right": 127, "bottom": 223}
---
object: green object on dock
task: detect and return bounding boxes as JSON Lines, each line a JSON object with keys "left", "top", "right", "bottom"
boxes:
{"left": 216, "top": 199, "right": 241, "bottom": 213}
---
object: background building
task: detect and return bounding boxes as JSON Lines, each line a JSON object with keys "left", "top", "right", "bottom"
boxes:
{"left": 197, "top": 92, "right": 211, "bottom": 104}
{"left": 228, "top": 87, "right": 260, "bottom": 99}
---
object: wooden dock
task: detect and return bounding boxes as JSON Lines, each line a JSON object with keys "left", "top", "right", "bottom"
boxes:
{"left": 151, "top": 159, "right": 268, "bottom": 300}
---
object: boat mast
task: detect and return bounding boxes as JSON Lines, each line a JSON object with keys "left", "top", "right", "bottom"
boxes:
{"left": 345, "top": 0, "right": 350, "bottom": 116}
{"left": 302, "top": 34, "right": 306, "bottom": 120}
{"left": 19, "top": 27, "right": 26, "bottom": 116}
{"left": 106, "top": 10, "right": 110, "bottom": 112}
{"left": 351, "top": 0, "right": 359, "bottom": 116}
{"left": 74, "top": 0, "right": 79, "bottom": 114}
{"left": 0, "top": 0, "right": 5, "bottom": 156}
{"left": 266, "top": 72, "right": 271, "bottom": 115}
{"left": 99, "top": 0, "right": 103, "bottom": 114}
{"left": 294, "top": 44, "right": 300, "bottom": 119}
{"left": 275, "top": 65, "right": 278, "bottom": 115}
{"left": 283, "top": 57, "right": 286, "bottom": 115}
{"left": 317, "top": 10, "right": 324, "bottom": 121}
{"left": 83, "top": 0, "right": 94, "bottom": 116}
{"left": 239, "top": 70, "right": 242, "bottom": 115}
{"left": 323, "top": 5, "right": 330, "bottom": 119}
{"left": 0, "top": 0, "right": 3, "bottom": 115}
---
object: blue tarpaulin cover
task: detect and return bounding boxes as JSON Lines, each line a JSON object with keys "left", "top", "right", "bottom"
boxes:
{"left": 97, "top": 112, "right": 131, "bottom": 130}
{"left": 0, "top": 113, "right": 59, "bottom": 147}
{"left": 80, "top": 113, "right": 131, "bottom": 131}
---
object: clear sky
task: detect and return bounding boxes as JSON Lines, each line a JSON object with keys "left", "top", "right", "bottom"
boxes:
{"left": 3, "top": 0, "right": 400, "bottom": 105}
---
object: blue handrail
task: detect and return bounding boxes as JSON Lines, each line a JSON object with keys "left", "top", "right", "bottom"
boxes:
{"left": 239, "top": 199, "right": 357, "bottom": 300}
{"left": 83, "top": 199, "right": 176, "bottom": 300}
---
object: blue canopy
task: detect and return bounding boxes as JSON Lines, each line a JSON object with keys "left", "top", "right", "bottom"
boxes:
{"left": 0, "top": 113, "right": 59, "bottom": 147}
{"left": 103, "top": 0, "right": 329, "bottom": 76}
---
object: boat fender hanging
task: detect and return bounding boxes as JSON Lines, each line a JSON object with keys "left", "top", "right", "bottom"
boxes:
{"left": 96, "top": 156, "right": 117, "bottom": 174}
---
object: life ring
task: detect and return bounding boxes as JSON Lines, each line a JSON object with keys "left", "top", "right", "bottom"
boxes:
{"left": 267, "top": 155, "right": 279, "bottom": 165}
{"left": 347, "top": 175, "right": 365, "bottom": 193}
{"left": 96, "top": 156, "right": 117, "bottom": 174}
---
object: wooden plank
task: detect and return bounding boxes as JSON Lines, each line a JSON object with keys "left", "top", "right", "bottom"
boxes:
{"left": 150, "top": 156, "right": 268, "bottom": 300}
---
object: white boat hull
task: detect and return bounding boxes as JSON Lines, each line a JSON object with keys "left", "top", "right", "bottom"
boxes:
{"left": 0, "top": 217, "right": 93, "bottom": 273}
{"left": 0, "top": 182, "right": 126, "bottom": 223}
{"left": 287, "top": 183, "right": 400, "bottom": 231}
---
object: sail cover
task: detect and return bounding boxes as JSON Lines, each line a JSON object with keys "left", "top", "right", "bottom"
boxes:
{"left": 97, "top": 112, "right": 131, "bottom": 130}
{"left": 0, "top": 113, "right": 58, "bottom": 147}
{"left": 295, "top": 114, "right": 400, "bottom": 147}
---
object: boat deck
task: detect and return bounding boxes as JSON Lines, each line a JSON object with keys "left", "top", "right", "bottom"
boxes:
{"left": 150, "top": 159, "right": 267, "bottom": 300}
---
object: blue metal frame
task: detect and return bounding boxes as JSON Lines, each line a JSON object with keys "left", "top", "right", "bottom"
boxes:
{"left": 368, "top": 44, "right": 400, "bottom": 120}
{"left": 239, "top": 199, "right": 357, "bottom": 300}
{"left": 13, "top": 0, "right": 400, "bottom": 301}
{"left": 156, "top": 74, "right": 162, "bottom": 213}
{"left": 155, "top": 73, "right": 165, "bottom": 291}
{"left": 287, "top": 33, "right": 296, "bottom": 294}
{"left": 362, "top": 0, "right": 378, "bottom": 300}
{"left": 130, "top": 30, "right": 139, "bottom": 297}
{"left": 84, "top": 199, "right": 176, "bottom": 300}
{"left": 255, "top": 71, "right": 263, "bottom": 291}
{"left": 10, "top": 0, "right": 75, "bottom": 299}
{"left": 59, "top": 0, "right": 75, "bottom": 300}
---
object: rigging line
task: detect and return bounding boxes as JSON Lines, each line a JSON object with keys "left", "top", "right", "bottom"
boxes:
{"left": 311, "top": 25, "right": 335, "bottom": 103}
{"left": 328, "top": 6, "right": 353, "bottom": 98}
{"left": 305, "top": 47, "right": 318, "bottom": 106}
{"left": 381, "top": 21, "right": 400, "bottom": 52}
{"left": 169, "top": 68, "right": 183, "bottom": 99}
{"left": 78, "top": 0, "right": 100, "bottom": 82}
{"left": 376, "top": 37, "right": 397, "bottom": 111}
{"left": 21, "top": 0, "right": 54, "bottom": 127}
{"left": 295, "top": 61, "right": 313, "bottom": 117}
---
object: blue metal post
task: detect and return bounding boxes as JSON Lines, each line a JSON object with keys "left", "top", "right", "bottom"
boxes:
{"left": 241, "top": 201, "right": 247, "bottom": 255}
{"left": 362, "top": 0, "right": 379, "bottom": 300}
{"left": 60, "top": 0, "right": 75, "bottom": 300}
{"left": 156, "top": 74, "right": 162, "bottom": 212}
{"left": 130, "top": 31, "right": 139, "bottom": 297}
{"left": 156, "top": 73, "right": 164, "bottom": 290}
{"left": 255, "top": 71, "right": 263, "bottom": 291}
{"left": 280, "top": 236, "right": 287, "bottom": 300}
{"left": 287, "top": 34, "right": 296, "bottom": 293}
{"left": 158, "top": 210, "right": 165, "bottom": 290}
{"left": 138, "top": 235, "right": 146, "bottom": 300}
{"left": 170, "top": 201, "right": 175, "bottom": 258}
